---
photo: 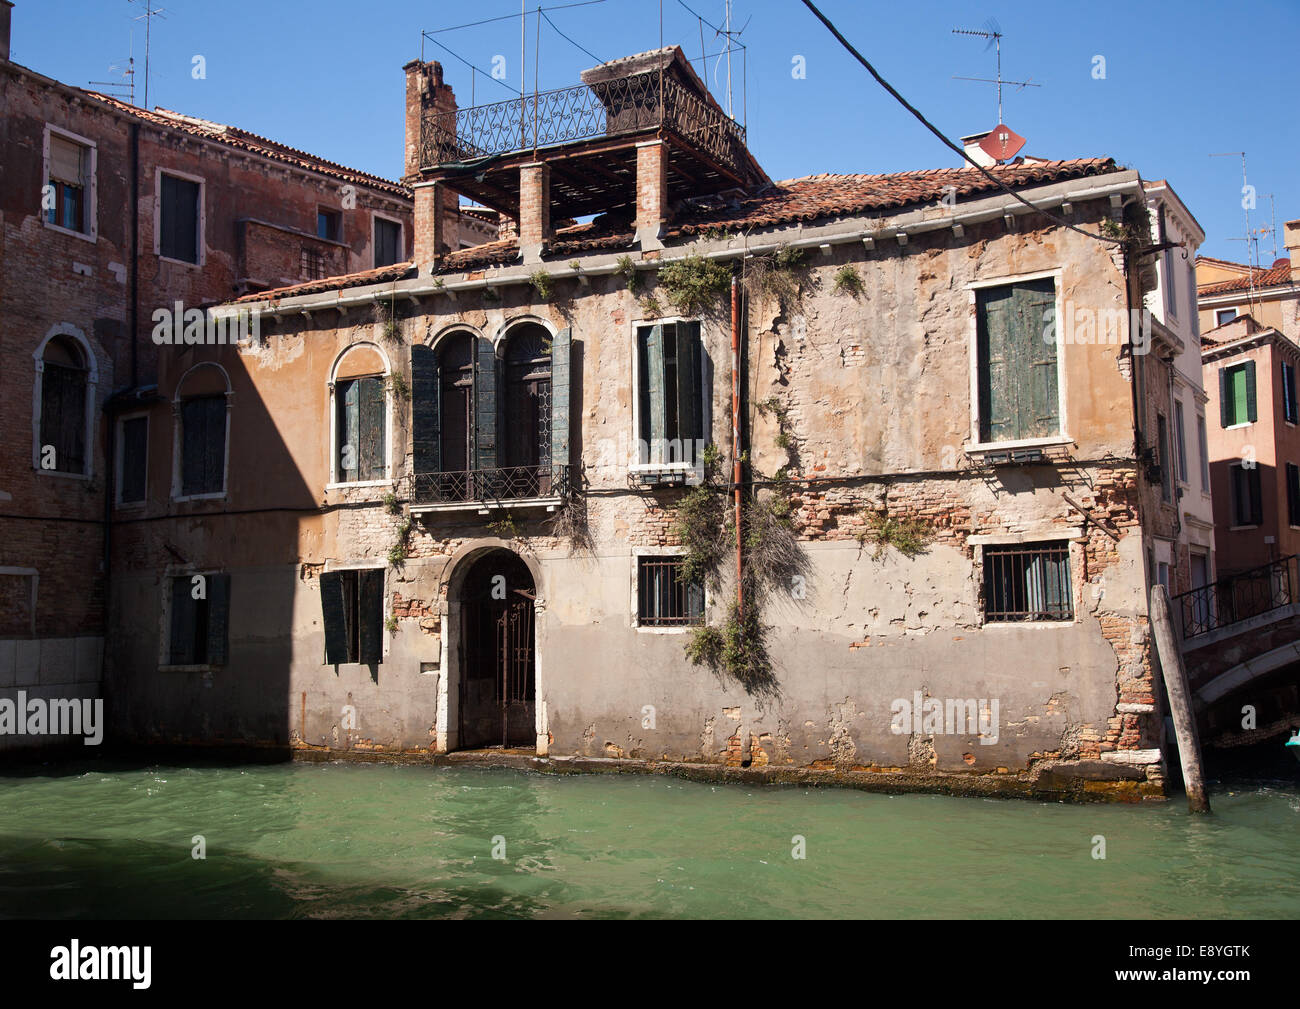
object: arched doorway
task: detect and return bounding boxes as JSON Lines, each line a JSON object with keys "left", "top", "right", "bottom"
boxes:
{"left": 458, "top": 549, "right": 537, "bottom": 749}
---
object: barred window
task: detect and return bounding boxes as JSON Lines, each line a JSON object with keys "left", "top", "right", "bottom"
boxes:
{"left": 637, "top": 556, "right": 704, "bottom": 626}
{"left": 301, "top": 247, "right": 327, "bottom": 280}
{"left": 983, "top": 542, "right": 1073, "bottom": 622}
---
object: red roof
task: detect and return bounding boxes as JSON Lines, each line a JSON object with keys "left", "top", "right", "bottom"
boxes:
{"left": 1198, "top": 260, "right": 1294, "bottom": 296}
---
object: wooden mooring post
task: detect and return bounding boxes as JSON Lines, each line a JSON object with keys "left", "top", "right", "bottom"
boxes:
{"left": 1149, "top": 584, "right": 1211, "bottom": 813}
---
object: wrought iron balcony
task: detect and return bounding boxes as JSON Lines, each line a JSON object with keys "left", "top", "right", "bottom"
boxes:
{"left": 1173, "top": 554, "right": 1298, "bottom": 639}
{"left": 419, "top": 70, "right": 750, "bottom": 180}
{"left": 410, "top": 464, "right": 571, "bottom": 509}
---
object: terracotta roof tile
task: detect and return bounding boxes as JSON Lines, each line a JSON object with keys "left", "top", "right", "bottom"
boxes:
{"left": 235, "top": 262, "right": 414, "bottom": 303}
{"left": 1198, "top": 261, "right": 1294, "bottom": 296}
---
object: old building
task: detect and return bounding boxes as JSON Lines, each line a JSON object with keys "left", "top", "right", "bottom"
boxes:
{"left": 96, "top": 43, "right": 1210, "bottom": 800}
{"left": 0, "top": 3, "right": 414, "bottom": 748}
{"left": 1196, "top": 218, "right": 1299, "bottom": 341}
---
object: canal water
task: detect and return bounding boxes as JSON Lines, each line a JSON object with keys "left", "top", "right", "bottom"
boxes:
{"left": 0, "top": 760, "right": 1297, "bottom": 918}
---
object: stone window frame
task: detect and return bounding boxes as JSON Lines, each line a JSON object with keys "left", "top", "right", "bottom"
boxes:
{"left": 372, "top": 211, "right": 405, "bottom": 269}
{"left": 31, "top": 323, "right": 99, "bottom": 481}
{"left": 629, "top": 546, "right": 708, "bottom": 633}
{"left": 964, "top": 268, "right": 1072, "bottom": 455}
{"left": 171, "top": 361, "right": 233, "bottom": 502}
{"left": 42, "top": 123, "right": 98, "bottom": 243}
{"left": 0, "top": 567, "right": 39, "bottom": 638}
{"left": 968, "top": 530, "right": 1084, "bottom": 628}
{"left": 114, "top": 410, "right": 150, "bottom": 510}
{"left": 321, "top": 559, "right": 391, "bottom": 664}
{"left": 153, "top": 165, "right": 207, "bottom": 268}
{"left": 627, "top": 313, "right": 712, "bottom": 477}
{"left": 326, "top": 341, "right": 394, "bottom": 490}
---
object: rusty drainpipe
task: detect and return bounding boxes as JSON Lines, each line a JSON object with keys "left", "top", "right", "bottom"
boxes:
{"left": 731, "top": 276, "right": 743, "bottom": 617}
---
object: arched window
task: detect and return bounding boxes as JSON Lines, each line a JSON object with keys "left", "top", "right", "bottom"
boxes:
{"left": 437, "top": 332, "right": 475, "bottom": 474}
{"left": 37, "top": 335, "right": 90, "bottom": 475}
{"left": 502, "top": 324, "right": 552, "bottom": 470}
{"left": 174, "top": 363, "right": 231, "bottom": 499}
{"left": 330, "top": 344, "right": 389, "bottom": 484}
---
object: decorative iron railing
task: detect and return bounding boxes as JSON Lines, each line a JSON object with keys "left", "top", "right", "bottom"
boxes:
{"left": 1173, "top": 555, "right": 1298, "bottom": 639}
{"left": 410, "top": 464, "right": 570, "bottom": 506}
{"left": 419, "top": 71, "right": 750, "bottom": 177}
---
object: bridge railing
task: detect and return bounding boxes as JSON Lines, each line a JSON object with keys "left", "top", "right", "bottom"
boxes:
{"left": 1173, "top": 554, "right": 1299, "bottom": 640}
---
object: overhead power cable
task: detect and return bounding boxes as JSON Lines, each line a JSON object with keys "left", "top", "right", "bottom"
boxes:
{"left": 539, "top": 8, "right": 604, "bottom": 65}
{"left": 427, "top": 0, "right": 605, "bottom": 35}
{"left": 421, "top": 35, "right": 519, "bottom": 96}
{"left": 798, "top": 0, "right": 1124, "bottom": 247}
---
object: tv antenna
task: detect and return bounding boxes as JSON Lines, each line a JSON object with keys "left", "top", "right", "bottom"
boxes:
{"left": 1211, "top": 151, "right": 1262, "bottom": 309}
{"left": 952, "top": 21, "right": 1039, "bottom": 126}
{"left": 128, "top": 0, "right": 166, "bottom": 110}
{"left": 90, "top": 34, "right": 136, "bottom": 105}
{"left": 712, "top": 1, "right": 750, "bottom": 120}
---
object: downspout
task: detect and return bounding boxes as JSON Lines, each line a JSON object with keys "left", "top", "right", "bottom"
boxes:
{"left": 731, "top": 276, "right": 743, "bottom": 616}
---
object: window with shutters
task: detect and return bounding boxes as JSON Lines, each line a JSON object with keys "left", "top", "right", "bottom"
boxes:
{"left": 1220, "top": 361, "right": 1256, "bottom": 427}
{"left": 973, "top": 277, "right": 1060, "bottom": 445}
{"left": 319, "top": 568, "right": 384, "bottom": 665}
{"left": 982, "top": 542, "right": 1073, "bottom": 622}
{"left": 1288, "top": 463, "right": 1300, "bottom": 528}
{"left": 157, "top": 169, "right": 203, "bottom": 264}
{"left": 1174, "top": 401, "right": 1189, "bottom": 485}
{"left": 116, "top": 414, "right": 148, "bottom": 506}
{"left": 409, "top": 324, "right": 571, "bottom": 505}
{"left": 1282, "top": 361, "right": 1298, "bottom": 426}
{"left": 43, "top": 127, "right": 95, "bottom": 239}
{"left": 37, "top": 335, "right": 90, "bottom": 476}
{"left": 1229, "top": 463, "right": 1262, "bottom": 527}
{"left": 1158, "top": 207, "right": 1178, "bottom": 320}
{"left": 173, "top": 363, "right": 230, "bottom": 499}
{"left": 330, "top": 345, "right": 390, "bottom": 486}
{"left": 374, "top": 216, "right": 402, "bottom": 268}
{"left": 636, "top": 556, "right": 705, "bottom": 627}
{"left": 1157, "top": 413, "right": 1173, "bottom": 503}
{"left": 164, "top": 572, "right": 230, "bottom": 668}
{"left": 1197, "top": 415, "right": 1210, "bottom": 491}
{"left": 634, "top": 320, "right": 706, "bottom": 472}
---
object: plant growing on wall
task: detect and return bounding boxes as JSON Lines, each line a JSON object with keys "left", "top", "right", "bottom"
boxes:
{"left": 529, "top": 270, "right": 555, "bottom": 301}
{"left": 544, "top": 494, "right": 595, "bottom": 555}
{"left": 743, "top": 245, "right": 807, "bottom": 312}
{"left": 658, "top": 253, "right": 732, "bottom": 316}
{"left": 387, "top": 516, "right": 413, "bottom": 568}
{"left": 856, "top": 509, "right": 932, "bottom": 559}
{"left": 832, "top": 264, "right": 864, "bottom": 299}
{"left": 487, "top": 513, "right": 519, "bottom": 539}
{"left": 388, "top": 371, "right": 411, "bottom": 401}
{"left": 616, "top": 254, "right": 642, "bottom": 292}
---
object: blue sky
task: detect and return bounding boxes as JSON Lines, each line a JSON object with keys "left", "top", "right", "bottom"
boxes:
{"left": 17, "top": 0, "right": 1298, "bottom": 262}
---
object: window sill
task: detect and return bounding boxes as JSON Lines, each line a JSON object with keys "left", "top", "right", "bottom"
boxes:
{"left": 981, "top": 618, "right": 1076, "bottom": 628}
{"left": 158, "top": 254, "right": 203, "bottom": 269}
{"left": 114, "top": 500, "right": 147, "bottom": 511}
{"left": 43, "top": 220, "right": 97, "bottom": 244}
{"left": 1228, "top": 525, "right": 1260, "bottom": 531}
{"left": 411, "top": 495, "right": 564, "bottom": 515}
{"left": 159, "top": 664, "right": 221, "bottom": 673}
{"left": 35, "top": 469, "right": 91, "bottom": 481}
{"left": 634, "top": 624, "right": 702, "bottom": 634}
{"left": 174, "top": 492, "right": 227, "bottom": 503}
{"left": 1224, "top": 421, "right": 1253, "bottom": 431}
{"left": 326, "top": 480, "right": 393, "bottom": 491}
{"left": 965, "top": 436, "right": 1072, "bottom": 459}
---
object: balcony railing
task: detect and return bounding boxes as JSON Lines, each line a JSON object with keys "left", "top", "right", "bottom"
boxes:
{"left": 1173, "top": 555, "right": 1298, "bottom": 639}
{"left": 410, "top": 464, "right": 570, "bottom": 507}
{"left": 419, "top": 71, "right": 750, "bottom": 179}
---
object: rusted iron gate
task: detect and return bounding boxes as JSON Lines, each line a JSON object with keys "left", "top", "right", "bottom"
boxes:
{"left": 1172, "top": 554, "right": 1299, "bottom": 640}
{"left": 496, "top": 596, "right": 534, "bottom": 748}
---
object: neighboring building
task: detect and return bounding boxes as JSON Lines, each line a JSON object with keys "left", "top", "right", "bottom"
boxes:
{"left": 101, "top": 45, "right": 1200, "bottom": 800}
{"left": 0, "top": 2, "right": 412, "bottom": 748}
{"left": 1196, "top": 218, "right": 1299, "bottom": 343}
{"left": 1142, "top": 181, "right": 1214, "bottom": 599}
{"left": 1200, "top": 314, "right": 1300, "bottom": 574}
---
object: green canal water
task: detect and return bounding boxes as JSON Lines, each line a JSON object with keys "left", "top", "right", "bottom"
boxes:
{"left": 0, "top": 760, "right": 1297, "bottom": 919}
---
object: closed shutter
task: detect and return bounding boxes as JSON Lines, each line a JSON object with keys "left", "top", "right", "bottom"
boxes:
{"left": 1285, "top": 362, "right": 1298, "bottom": 424}
{"left": 358, "top": 377, "right": 385, "bottom": 480}
{"left": 1220, "top": 367, "right": 1231, "bottom": 427}
{"left": 473, "top": 337, "right": 498, "bottom": 472}
{"left": 411, "top": 344, "right": 441, "bottom": 474}
{"left": 49, "top": 135, "right": 84, "bottom": 184}
{"left": 338, "top": 380, "right": 359, "bottom": 482}
{"left": 1019, "top": 280, "right": 1059, "bottom": 438}
{"left": 182, "top": 396, "right": 225, "bottom": 495}
{"left": 976, "top": 287, "right": 1014, "bottom": 442}
{"left": 1249, "top": 466, "right": 1263, "bottom": 526}
{"left": 169, "top": 577, "right": 195, "bottom": 665}
{"left": 1288, "top": 464, "right": 1300, "bottom": 527}
{"left": 206, "top": 573, "right": 231, "bottom": 666}
{"left": 320, "top": 571, "right": 350, "bottom": 664}
{"left": 120, "top": 417, "right": 148, "bottom": 502}
{"left": 358, "top": 568, "right": 384, "bottom": 665}
{"left": 675, "top": 321, "right": 702, "bottom": 447}
{"left": 41, "top": 364, "right": 86, "bottom": 474}
{"left": 204, "top": 396, "right": 226, "bottom": 493}
{"left": 1245, "top": 360, "right": 1258, "bottom": 423}
{"left": 161, "top": 174, "right": 199, "bottom": 263}
{"left": 550, "top": 327, "right": 571, "bottom": 473}
{"left": 645, "top": 323, "right": 666, "bottom": 459}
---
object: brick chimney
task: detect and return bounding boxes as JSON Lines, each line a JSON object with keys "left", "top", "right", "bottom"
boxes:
{"left": 1285, "top": 218, "right": 1300, "bottom": 276}
{"left": 1, "top": 1, "right": 14, "bottom": 63}
{"left": 404, "top": 58, "right": 459, "bottom": 267}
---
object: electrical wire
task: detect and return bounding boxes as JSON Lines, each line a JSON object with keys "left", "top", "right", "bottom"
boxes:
{"left": 539, "top": 8, "right": 604, "bottom": 65}
{"left": 798, "top": 0, "right": 1125, "bottom": 247}
{"left": 427, "top": 0, "right": 606, "bottom": 35}
{"left": 421, "top": 35, "right": 520, "bottom": 96}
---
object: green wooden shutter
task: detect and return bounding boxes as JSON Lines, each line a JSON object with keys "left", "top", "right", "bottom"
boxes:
{"left": 676, "top": 321, "right": 702, "bottom": 448}
{"left": 976, "top": 287, "right": 1014, "bottom": 442}
{"left": 320, "top": 571, "right": 350, "bottom": 664}
{"left": 1245, "top": 360, "right": 1258, "bottom": 423}
{"left": 358, "top": 377, "right": 385, "bottom": 480}
{"left": 411, "top": 344, "right": 441, "bottom": 474}
{"left": 473, "top": 337, "right": 498, "bottom": 472}
{"left": 358, "top": 568, "right": 384, "bottom": 665}
{"left": 1018, "top": 280, "right": 1058, "bottom": 438}
{"left": 550, "top": 327, "right": 572, "bottom": 473}
{"left": 1219, "top": 367, "right": 1231, "bottom": 427}
{"left": 645, "top": 323, "right": 666, "bottom": 459}
{"left": 338, "top": 380, "right": 359, "bottom": 481}
{"left": 169, "top": 577, "right": 195, "bottom": 665}
{"left": 206, "top": 573, "right": 231, "bottom": 666}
